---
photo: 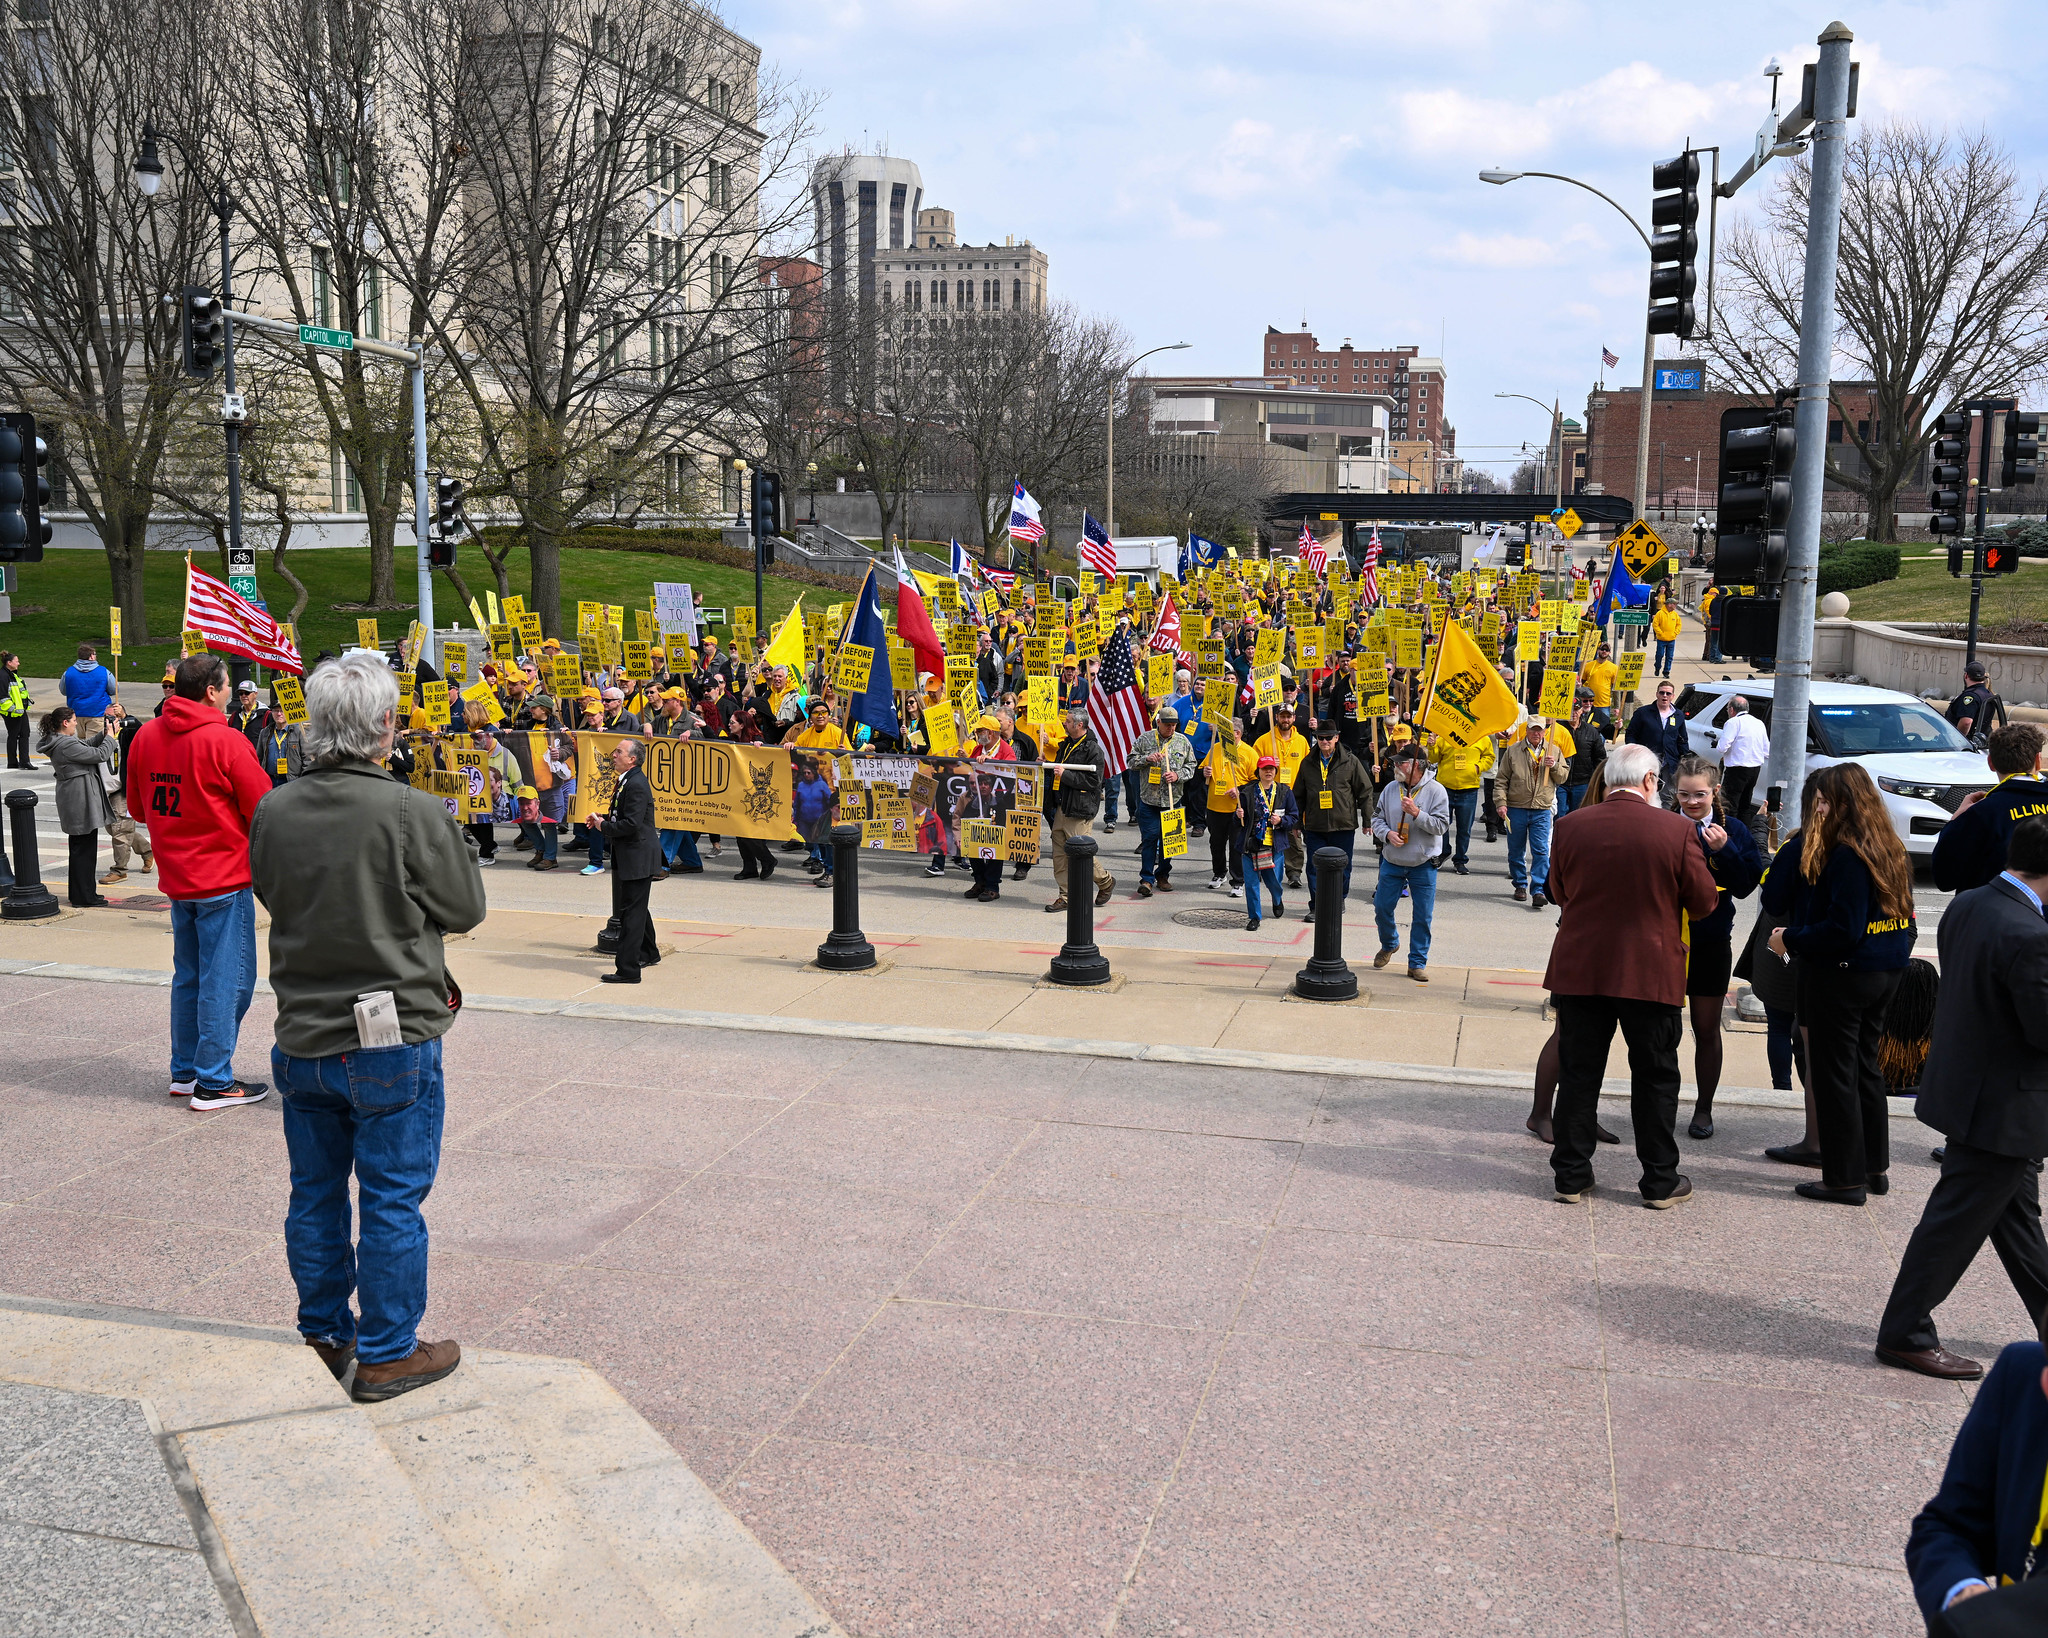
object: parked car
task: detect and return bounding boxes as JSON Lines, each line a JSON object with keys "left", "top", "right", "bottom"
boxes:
{"left": 1677, "top": 677, "right": 1993, "bottom": 856}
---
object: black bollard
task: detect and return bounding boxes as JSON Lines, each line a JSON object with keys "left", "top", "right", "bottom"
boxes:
{"left": 1046, "top": 833, "right": 1111, "bottom": 986}
{"left": 816, "top": 823, "right": 876, "bottom": 971}
{"left": 594, "top": 914, "right": 621, "bottom": 956}
{"left": 1292, "top": 846, "right": 1358, "bottom": 1000}
{"left": 3, "top": 789, "right": 59, "bottom": 920}
{"left": 0, "top": 797, "right": 12, "bottom": 893}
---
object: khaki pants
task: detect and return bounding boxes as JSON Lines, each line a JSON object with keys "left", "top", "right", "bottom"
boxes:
{"left": 1049, "top": 811, "right": 1111, "bottom": 896}
{"left": 76, "top": 716, "right": 105, "bottom": 740}
{"left": 107, "top": 789, "right": 145, "bottom": 869}
{"left": 1283, "top": 826, "right": 1306, "bottom": 883}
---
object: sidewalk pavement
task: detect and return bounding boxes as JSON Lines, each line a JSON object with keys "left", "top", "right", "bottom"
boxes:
{"left": 0, "top": 970, "right": 1991, "bottom": 1636}
{"left": 0, "top": 884, "right": 1806, "bottom": 1104}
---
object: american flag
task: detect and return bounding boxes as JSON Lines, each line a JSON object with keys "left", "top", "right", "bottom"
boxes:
{"left": 184, "top": 559, "right": 302, "bottom": 674}
{"left": 1008, "top": 481, "right": 1045, "bottom": 545}
{"left": 1091, "top": 623, "right": 1150, "bottom": 777}
{"left": 1297, "top": 520, "right": 1330, "bottom": 576}
{"left": 1079, "top": 511, "right": 1117, "bottom": 579}
{"left": 1358, "top": 527, "right": 1383, "bottom": 607}
{"left": 1601, "top": 347, "right": 1620, "bottom": 369}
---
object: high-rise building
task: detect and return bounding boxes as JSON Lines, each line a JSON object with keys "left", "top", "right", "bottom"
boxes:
{"left": 810, "top": 154, "right": 924, "bottom": 309}
{"left": 1259, "top": 327, "right": 1451, "bottom": 454}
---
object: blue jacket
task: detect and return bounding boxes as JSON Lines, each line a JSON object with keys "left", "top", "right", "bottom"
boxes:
{"left": 61, "top": 660, "right": 115, "bottom": 718}
{"left": 1760, "top": 838, "right": 1917, "bottom": 971}
{"left": 1692, "top": 813, "right": 1764, "bottom": 943}
{"left": 1932, "top": 777, "right": 2048, "bottom": 895}
{"left": 1907, "top": 1341, "right": 2048, "bottom": 1620}
{"left": 1625, "top": 701, "right": 1689, "bottom": 770}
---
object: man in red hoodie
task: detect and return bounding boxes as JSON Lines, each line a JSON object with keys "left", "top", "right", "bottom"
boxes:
{"left": 125, "top": 653, "right": 273, "bottom": 1109}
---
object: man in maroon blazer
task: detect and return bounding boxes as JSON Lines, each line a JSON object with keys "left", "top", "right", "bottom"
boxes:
{"left": 1545, "top": 741, "right": 1721, "bottom": 1207}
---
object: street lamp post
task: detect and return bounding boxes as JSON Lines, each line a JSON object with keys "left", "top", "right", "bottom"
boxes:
{"left": 1481, "top": 168, "right": 1659, "bottom": 527}
{"left": 1497, "top": 390, "right": 1566, "bottom": 593}
{"left": 805, "top": 461, "right": 818, "bottom": 524}
{"left": 1106, "top": 341, "right": 1191, "bottom": 537}
{"left": 134, "top": 121, "right": 250, "bottom": 676}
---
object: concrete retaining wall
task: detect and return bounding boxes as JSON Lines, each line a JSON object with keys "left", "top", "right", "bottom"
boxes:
{"left": 1814, "top": 617, "right": 2048, "bottom": 703}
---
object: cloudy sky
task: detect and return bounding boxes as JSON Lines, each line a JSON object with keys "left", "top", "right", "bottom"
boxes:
{"left": 729, "top": 0, "right": 2048, "bottom": 478}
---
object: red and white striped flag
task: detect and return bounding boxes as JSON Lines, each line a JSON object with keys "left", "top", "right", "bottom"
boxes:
{"left": 183, "top": 559, "right": 302, "bottom": 674}
{"left": 1358, "top": 527, "right": 1383, "bottom": 607}
{"left": 1090, "top": 624, "right": 1150, "bottom": 777}
{"left": 1147, "top": 590, "right": 1190, "bottom": 670}
{"left": 1297, "top": 521, "right": 1330, "bottom": 575}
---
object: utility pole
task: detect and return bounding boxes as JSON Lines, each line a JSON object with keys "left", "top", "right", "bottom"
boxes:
{"left": 1763, "top": 21, "right": 1855, "bottom": 806}
{"left": 412, "top": 352, "right": 433, "bottom": 635}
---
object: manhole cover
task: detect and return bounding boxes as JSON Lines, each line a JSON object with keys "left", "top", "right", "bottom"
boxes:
{"left": 1172, "top": 907, "right": 1250, "bottom": 930}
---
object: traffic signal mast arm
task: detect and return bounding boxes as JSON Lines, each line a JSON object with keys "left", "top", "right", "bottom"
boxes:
{"left": 223, "top": 305, "right": 425, "bottom": 366}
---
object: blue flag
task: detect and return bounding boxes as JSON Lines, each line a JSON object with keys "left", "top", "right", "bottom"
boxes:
{"left": 1590, "top": 546, "right": 1652, "bottom": 627}
{"left": 843, "top": 565, "right": 900, "bottom": 740}
{"left": 1190, "top": 534, "right": 1221, "bottom": 569}
{"left": 1177, "top": 537, "right": 1191, "bottom": 580}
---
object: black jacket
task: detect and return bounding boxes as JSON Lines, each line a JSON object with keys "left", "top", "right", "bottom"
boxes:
{"left": 1914, "top": 874, "right": 2048, "bottom": 1156}
{"left": 1930, "top": 777, "right": 2048, "bottom": 894}
{"left": 1042, "top": 729, "right": 1103, "bottom": 819}
{"left": 1625, "top": 702, "right": 1689, "bottom": 771}
{"left": 605, "top": 765, "right": 662, "bottom": 881}
{"left": 1759, "top": 839, "right": 1917, "bottom": 972}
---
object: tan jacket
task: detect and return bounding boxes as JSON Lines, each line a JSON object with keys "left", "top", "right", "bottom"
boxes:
{"left": 1497, "top": 737, "right": 1565, "bottom": 811}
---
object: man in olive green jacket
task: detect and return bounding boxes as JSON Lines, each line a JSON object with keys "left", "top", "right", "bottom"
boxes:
{"left": 249, "top": 651, "right": 485, "bottom": 1406}
{"left": 1292, "top": 719, "right": 1375, "bottom": 921}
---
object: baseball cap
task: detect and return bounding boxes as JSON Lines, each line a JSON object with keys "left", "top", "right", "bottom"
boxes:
{"left": 976, "top": 713, "right": 1001, "bottom": 731}
{"left": 515, "top": 783, "right": 537, "bottom": 799}
{"left": 1256, "top": 755, "right": 1278, "bottom": 770}
{"left": 236, "top": 680, "right": 257, "bottom": 694}
{"left": 1386, "top": 722, "right": 1413, "bottom": 741}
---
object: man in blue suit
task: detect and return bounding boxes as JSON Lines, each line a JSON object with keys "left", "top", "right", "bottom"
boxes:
{"left": 1906, "top": 1322, "right": 2048, "bottom": 1625}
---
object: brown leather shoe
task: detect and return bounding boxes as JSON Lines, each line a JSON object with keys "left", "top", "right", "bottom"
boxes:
{"left": 350, "top": 1338, "right": 461, "bottom": 1403}
{"left": 305, "top": 1336, "right": 354, "bottom": 1384}
{"left": 1875, "top": 1343, "right": 1983, "bottom": 1381}
{"left": 1644, "top": 1175, "right": 1694, "bottom": 1210}
{"left": 1095, "top": 876, "right": 1115, "bottom": 907}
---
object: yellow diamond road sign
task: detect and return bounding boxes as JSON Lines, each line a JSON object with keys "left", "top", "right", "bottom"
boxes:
{"left": 1617, "top": 519, "right": 1669, "bottom": 580}
{"left": 1557, "top": 508, "right": 1583, "bottom": 538}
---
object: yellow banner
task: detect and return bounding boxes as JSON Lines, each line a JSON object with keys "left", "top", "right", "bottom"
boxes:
{"left": 571, "top": 733, "right": 798, "bottom": 837}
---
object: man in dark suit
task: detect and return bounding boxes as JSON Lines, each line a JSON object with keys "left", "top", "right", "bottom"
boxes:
{"left": 597, "top": 739, "right": 662, "bottom": 984}
{"left": 1876, "top": 816, "right": 2048, "bottom": 1379}
{"left": 1543, "top": 741, "right": 1720, "bottom": 1208}
{"left": 1905, "top": 1318, "right": 2048, "bottom": 1626}
{"left": 1624, "top": 676, "right": 1690, "bottom": 808}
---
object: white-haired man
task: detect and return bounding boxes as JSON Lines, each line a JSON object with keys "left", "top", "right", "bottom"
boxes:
{"left": 249, "top": 650, "right": 486, "bottom": 1404}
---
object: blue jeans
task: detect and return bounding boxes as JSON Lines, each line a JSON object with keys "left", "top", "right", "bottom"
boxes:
{"left": 1654, "top": 638, "right": 1675, "bottom": 674}
{"left": 1302, "top": 831, "right": 1355, "bottom": 909}
{"left": 586, "top": 825, "right": 606, "bottom": 868}
{"left": 170, "top": 888, "right": 256, "bottom": 1089}
{"left": 808, "top": 842, "right": 833, "bottom": 880}
{"left": 660, "top": 829, "right": 701, "bottom": 869}
{"left": 1105, "top": 769, "right": 1136, "bottom": 824}
{"left": 273, "top": 1036, "right": 446, "bottom": 1366}
{"left": 1373, "top": 857, "right": 1437, "bottom": 968}
{"left": 1244, "top": 862, "right": 1284, "bottom": 921}
{"left": 1136, "top": 802, "right": 1170, "bottom": 883}
{"left": 1558, "top": 783, "right": 1587, "bottom": 815}
{"left": 1441, "top": 787, "right": 1478, "bottom": 866}
{"left": 521, "top": 821, "right": 558, "bottom": 861}
{"left": 1506, "top": 806, "right": 1553, "bottom": 894}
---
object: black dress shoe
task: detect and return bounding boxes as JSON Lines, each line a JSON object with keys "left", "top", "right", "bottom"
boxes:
{"left": 1931, "top": 1146, "right": 1946, "bottom": 1163}
{"left": 1687, "top": 1111, "right": 1714, "bottom": 1140}
{"left": 600, "top": 971, "right": 641, "bottom": 984}
{"left": 1765, "top": 1143, "right": 1824, "bottom": 1167}
{"left": 1866, "top": 1172, "right": 1889, "bottom": 1195}
{"left": 734, "top": 869, "right": 760, "bottom": 880}
{"left": 1874, "top": 1343, "right": 1982, "bottom": 1381}
{"left": 1795, "top": 1180, "right": 1867, "bottom": 1206}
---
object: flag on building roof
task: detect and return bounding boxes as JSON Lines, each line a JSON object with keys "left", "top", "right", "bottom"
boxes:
{"left": 1079, "top": 512, "right": 1117, "bottom": 579}
{"left": 1091, "top": 623, "right": 1150, "bottom": 777}
{"left": 1601, "top": 347, "right": 1620, "bottom": 369}
{"left": 184, "top": 559, "right": 302, "bottom": 674}
{"left": 1007, "top": 481, "right": 1044, "bottom": 545}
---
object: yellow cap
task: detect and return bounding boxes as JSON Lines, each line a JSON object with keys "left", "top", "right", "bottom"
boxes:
{"left": 514, "top": 784, "right": 537, "bottom": 799}
{"left": 976, "top": 714, "right": 1001, "bottom": 731}
{"left": 1387, "top": 722, "right": 1413, "bottom": 740}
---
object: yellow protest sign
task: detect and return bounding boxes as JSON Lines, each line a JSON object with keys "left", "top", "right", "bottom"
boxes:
{"left": 421, "top": 680, "right": 449, "bottom": 720}
{"left": 1252, "top": 664, "right": 1282, "bottom": 711}
{"left": 357, "top": 618, "right": 380, "bottom": 651}
{"left": 271, "top": 674, "right": 308, "bottom": 725}
{"left": 1253, "top": 628, "right": 1284, "bottom": 668}
{"left": 1615, "top": 649, "right": 1648, "bottom": 693}
{"left": 1539, "top": 667, "right": 1577, "bottom": 719}
{"left": 924, "top": 704, "right": 959, "bottom": 756}
{"left": 504, "top": 594, "right": 526, "bottom": 621}
{"left": 731, "top": 606, "right": 757, "bottom": 640}
{"left": 888, "top": 645, "right": 916, "bottom": 689}
{"left": 1361, "top": 687, "right": 1391, "bottom": 719}
{"left": 835, "top": 643, "right": 874, "bottom": 693}
{"left": 459, "top": 679, "right": 504, "bottom": 723}
{"left": 1026, "top": 674, "right": 1058, "bottom": 730}
{"left": 516, "top": 613, "right": 544, "bottom": 654}
{"left": 571, "top": 734, "right": 796, "bottom": 837}
{"left": 181, "top": 629, "right": 207, "bottom": 656}
{"left": 1393, "top": 631, "right": 1424, "bottom": 670}
{"left": 1004, "top": 809, "right": 1041, "bottom": 864}
{"left": 623, "top": 641, "right": 653, "bottom": 681}
{"left": 1296, "top": 628, "right": 1324, "bottom": 667}
{"left": 1516, "top": 621, "right": 1542, "bottom": 664}
{"left": 1160, "top": 805, "right": 1188, "bottom": 859}
{"left": 442, "top": 641, "right": 469, "bottom": 685}
{"left": 1073, "top": 626, "right": 1100, "bottom": 662}
{"left": 1420, "top": 618, "right": 1522, "bottom": 748}
{"left": 1145, "top": 653, "right": 1175, "bottom": 697}
{"left": 108, "top": 607, "right": 122, "bottom": 658}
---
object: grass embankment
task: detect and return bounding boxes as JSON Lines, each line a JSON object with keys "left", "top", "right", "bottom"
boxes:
{"left": 0, "top": 546, "right": 817, "bottom": 677}
{"left": 1828, "top": 550, "right": 2048, "bottom": 636}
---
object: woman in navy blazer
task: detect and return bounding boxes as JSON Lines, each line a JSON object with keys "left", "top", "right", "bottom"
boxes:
{"left": 1907, "top": 1335, "right": 2048, "bottom": 1620}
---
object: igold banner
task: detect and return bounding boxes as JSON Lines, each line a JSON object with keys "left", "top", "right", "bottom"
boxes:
{"left": 571, "top": 733, "right": 798, "bottom": 838}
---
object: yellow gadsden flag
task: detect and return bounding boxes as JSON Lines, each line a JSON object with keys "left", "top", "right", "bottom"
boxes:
{"left": 761, "top": 595, "right": 807, "bottom": 668}
{"left": 1420, "top": 617, "right": 1522, "bottom": 748}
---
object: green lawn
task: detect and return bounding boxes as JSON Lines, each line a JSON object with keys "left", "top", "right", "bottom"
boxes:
{"left": 1830, "top": 550, "right": 2048, "bottom": 631}
{"left": 0, "top": 545, "right": 816, "bottom": 678}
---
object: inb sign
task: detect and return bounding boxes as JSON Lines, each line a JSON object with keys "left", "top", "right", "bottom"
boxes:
{"left": 1616, "top": 520, "right": 1668, "bottom": 581}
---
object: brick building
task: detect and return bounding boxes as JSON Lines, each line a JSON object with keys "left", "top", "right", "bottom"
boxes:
{"left": 1581, "top": 370, "right": 1907, "bottom": 527}
{"left": 1259, "top": 327, "right": 1452, "bottom": 462}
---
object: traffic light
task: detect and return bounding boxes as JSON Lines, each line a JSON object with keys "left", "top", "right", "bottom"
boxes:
{"left": 751, "top": 467, "right": 782, "bottom": 536}
{"left": 2002, "top": 410, "right": 2039, "bottom": 489}
{"left": 0, "top": 411, "right": 50, "bottom": 564}
{"left": 1929, "top": 411, "right": 1969, "bottom": 575}
{"left": 427, "top": 474, "right": 465, "bottom": 569}
{"left": 180, "top": 286, "right": 224, "bottom": 377}
{"left": 1647, "top": 152, "right": 1699, "bottom": 340}
{"left": 1711, "top": 406, "right": 1794, "bottom": 585}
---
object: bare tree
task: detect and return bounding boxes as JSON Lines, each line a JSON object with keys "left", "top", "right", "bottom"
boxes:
{"left": 831, "top": 299, "right": 951, "bottom": 550}
{"left": 0, "top": 0, "right": 228, "bottom": 639}
{"left": 1710, "top": 123, "right": 2048, "bottom": 540}
{"left": 1113, "top": 378, "right": 1281, "bottom": 548}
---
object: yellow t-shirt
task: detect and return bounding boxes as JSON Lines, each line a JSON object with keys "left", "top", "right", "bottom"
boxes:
{"left": 792, "top": 723, "right": 851, "bottom": 754}
{"left": 1651, "top": 607, "right": 1682, "bottom": 642}
{"left": 1578, "top": 659, "right": 1618, "bottom": 708}
{"left": 1252, "top": 728, "right": 1308, "bottom": 787}
{"left": 1202, "top": 740, "right": 1260, "bottom": 812}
